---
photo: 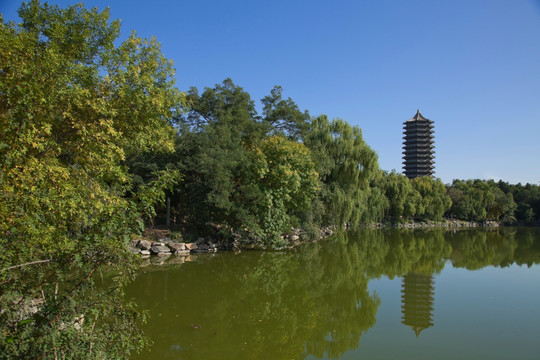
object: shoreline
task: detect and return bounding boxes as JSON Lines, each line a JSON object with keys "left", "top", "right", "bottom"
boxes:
{"left": 131, "top": 220, "right": 505, "bottom": 262}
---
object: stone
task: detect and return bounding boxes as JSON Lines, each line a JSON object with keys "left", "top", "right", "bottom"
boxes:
{"left": 290, "top": 235, "right": 300, "bottom": 241}
{"left": 150, "top": 245, "right": 171, "bottom": 254}
{"left": 185, "top": 243, "right": 198, "bottom": 250}
{"left": 168, "top": 242, "right": 186, "bottom": 252}
{"left": 140, "top": 250, "right": 151, "bottom": 255}
{"left": 137, "top": 240, "right": 152, "bottom": 250}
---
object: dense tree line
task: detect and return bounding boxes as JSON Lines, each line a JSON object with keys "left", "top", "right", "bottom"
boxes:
{"left": 446, "top": 179, "right": 539, "bottom": 224}
{"left": 128, "top": 76, "right": 540, "bottom": 244}
{"left": 128, "top": 80, "right": 457, "bottom": 246}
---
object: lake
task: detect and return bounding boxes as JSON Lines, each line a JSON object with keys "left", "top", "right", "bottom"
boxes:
{"left": 127, "top": 227, "right": 540, "bottom": 360}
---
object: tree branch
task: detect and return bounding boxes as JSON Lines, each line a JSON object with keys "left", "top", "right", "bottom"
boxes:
{"left": 0, "top": 259, "right": 52, "bottom": 272}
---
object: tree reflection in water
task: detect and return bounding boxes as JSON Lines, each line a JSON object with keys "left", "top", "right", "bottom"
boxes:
{"left": 128, "top": 227, "right": 540, "bottom": 360}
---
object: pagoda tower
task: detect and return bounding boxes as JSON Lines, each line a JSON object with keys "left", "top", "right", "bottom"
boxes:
{"left": 401, "top": 273, "right": 435, "bottom": 337}
{"left": 402, "top": 110, "right": 435, "bottom": 178}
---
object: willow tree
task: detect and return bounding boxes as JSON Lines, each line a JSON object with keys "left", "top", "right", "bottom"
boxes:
{"left": 305, "top": 115, "right": 380, "bottom": 227}
{"left": 0, "top": 1, "right": 183, "bottom": 358}
{"left": 411, "top": 176, "right": 452, "bottom": 220}
{"left": 377, "top": 171, "right": 421, "bottom": 221}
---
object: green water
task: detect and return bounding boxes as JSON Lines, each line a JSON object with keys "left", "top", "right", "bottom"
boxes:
{"left": 127, "top": 228, "right": 540, "bottom": 360}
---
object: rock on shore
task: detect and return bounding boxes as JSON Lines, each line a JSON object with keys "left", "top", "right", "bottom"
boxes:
{"left": 131, "top": 238, "right": 218, "bottom": 256}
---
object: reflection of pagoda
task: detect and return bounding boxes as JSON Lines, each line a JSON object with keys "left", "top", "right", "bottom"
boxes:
{"left": 401, "top": 273, "right": 434, "bottom": 337}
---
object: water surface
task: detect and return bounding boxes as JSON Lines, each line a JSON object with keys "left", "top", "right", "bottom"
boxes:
{"left": 127, "top": 227, "right": 540, "bottom": 360}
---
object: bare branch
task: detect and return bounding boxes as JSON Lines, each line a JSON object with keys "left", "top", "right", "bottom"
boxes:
{"left": 0, "top": 259, "right": 52, "bottom": 272}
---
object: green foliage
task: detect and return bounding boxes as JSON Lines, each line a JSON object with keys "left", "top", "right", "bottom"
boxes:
{"left": 0, "top": 1, "right": 184, "bottom": 358}
{"left": 499, "top": 181, "right": 540, "bottom": 224}
{"left": 447, "top": 180, "right": 495, "bottom": 221}
{"left": 244, "top": 136, "right": 320, "bottom": 244}
{"left": 1, "top": 1, "right": 536, "bottom": 358}
{"left": 376, "top": 171, "right": 418, "bottom": 221}
{"left": 487, "top": 187, "right": 517, "bottom": 223}
{"left": 170, "top": 80, "right": 322, "bottom": 246}
{"left": 446, "top": 179, "right": 519, "bottom": 222}
{"left": 305, "top": 115, "right": 380, "bottom": 227}
{"left": 410, "top": 176, "right": 452, "bottom": 220}
{"left": 173, "top": 79, "right": 264, "bottom": 233}
{"left": 261, "top": 85, "right": 310, "bottom": 140}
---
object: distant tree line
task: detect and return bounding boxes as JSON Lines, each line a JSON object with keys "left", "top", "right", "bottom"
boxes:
{"left": 446, "top": 179, "right": 539, "bottom": 224}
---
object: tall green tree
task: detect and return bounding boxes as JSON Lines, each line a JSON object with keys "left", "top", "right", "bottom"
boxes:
{"left": 507, "top": 182, "right": 540, "bottom": 224}
{"left": 410, "top": 176, "right": 452, "bottom": 220}
{"left": 305, "top": 115, "right": 380, "bottom": 227}
{"left": 244, "top": 136, "right": 319, "bottom": 245}
{"left": 487, "top": 186, "right": 517, "bottom": 223}
{"left": 174, "top": 79, "right": 265, "bottom": 234}
{"left": 377, "top": 171, "right": 420, "bottom": 221}
{"left": 261, "top": 85, "right": 310, "bottom": 140}
{"left": 0, "top": 1, "right": 183, "bottom": 357}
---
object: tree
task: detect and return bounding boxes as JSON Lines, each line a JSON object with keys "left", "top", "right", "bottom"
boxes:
{"left": 410, "top": 177, "right": 452, "bottom": 221}
{"left": 510, "top": 182, "right": 540, "bottom": 224}
{"left": 174, "top": 79, "right": 265, "bottom": 234}
{"left": 305, "top": 115, "right": 380, "bottom": 227}
{"left": 0, "top": 1, "right": 183, "bottom": 357}
{"left": 446, "top": 179, "right": 521, "bottom": 222}
{"left": 377, "top": 171, "right": 419, "bottom": 221}
{"left": 261, "top": 85, "right": 310, "bottom": 140}
{"left": 243, "top": 136, "right": 319, "bottom": 246}
{"left": 487, "top": 187, "right": 517, "bottom": 223}
{"left": 174, "top": 81, "right": 319, "bottom": 246}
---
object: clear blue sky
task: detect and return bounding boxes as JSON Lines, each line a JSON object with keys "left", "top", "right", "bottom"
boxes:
{"left": 2, "top": 0, "right": 539, "bottom": 184}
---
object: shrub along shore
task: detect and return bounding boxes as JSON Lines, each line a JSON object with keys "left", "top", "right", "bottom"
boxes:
{"left": 132, "top": 219, "right": 503, "bottom": 260}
